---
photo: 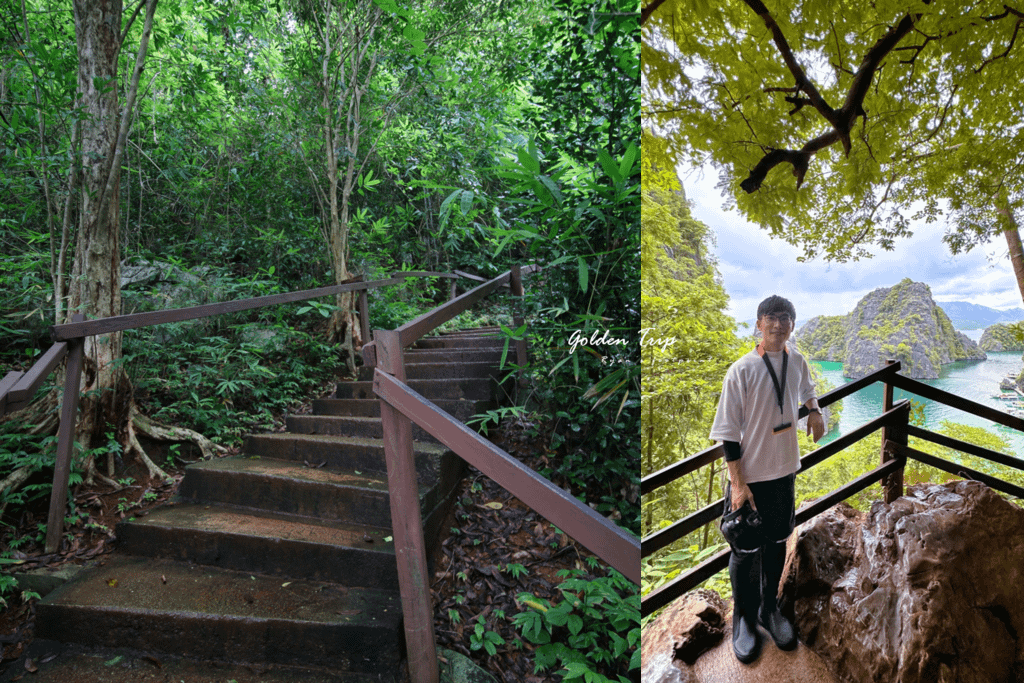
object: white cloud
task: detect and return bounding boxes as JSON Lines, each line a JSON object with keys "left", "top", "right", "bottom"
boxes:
{"left": 680, "top": 171, "right": 1021, "bottom": 322}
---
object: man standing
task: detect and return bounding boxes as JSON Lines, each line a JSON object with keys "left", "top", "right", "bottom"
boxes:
{"left": 710, "top": 295, "right": 825, "bottom": 663}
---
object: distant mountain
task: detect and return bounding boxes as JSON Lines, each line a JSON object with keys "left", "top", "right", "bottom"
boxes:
{"left": 937, "top": 301, "right": 1024, "bottom": 329}
{"left": 795, "top": 280, "right": 986, "bottom": 379}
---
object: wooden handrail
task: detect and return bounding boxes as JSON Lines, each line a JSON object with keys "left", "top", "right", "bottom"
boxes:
{"left": 887, "top": 373, "right": 1024, "bottom": 433}
{"left": 374, "top": 369, "right": 640, "bottom": 582}
{"left": 906, "top": 424, "right": 1024, "bottom": 473}
{"left": 396, "top": 271, "right": 511, "bottom": 348}
{"left": 3, "top": 341, "right": 69, "bottom": 413}
{"left": 899, "top": 442, "right": 1024, "bottom": 500}
{"left": 51, "top": 275, "right": 407, "bottom": 341}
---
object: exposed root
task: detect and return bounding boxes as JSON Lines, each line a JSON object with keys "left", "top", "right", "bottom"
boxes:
{"left": 0, "top": 465, "right": 34, "bottom": 518}
{"left": 129, "top": 407, "right": 226, "bottom": 481}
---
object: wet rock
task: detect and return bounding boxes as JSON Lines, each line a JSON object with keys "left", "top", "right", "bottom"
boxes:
{"left": 640, "top": 589, "right": 726, "bottom": 683}
{"left": 787, "top": 481, "right": 1024, "bottom": 683}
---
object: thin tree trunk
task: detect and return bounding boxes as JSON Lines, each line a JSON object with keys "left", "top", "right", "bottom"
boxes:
{"left": 999, "top": 201, "right": 1024, "bottom": 307}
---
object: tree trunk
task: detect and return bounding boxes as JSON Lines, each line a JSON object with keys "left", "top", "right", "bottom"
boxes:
{"left": 70, "top": 0, "right": 128, "bottom": 471}
{"left": 999, "top": 201, "right": 1024, "bottom": 307}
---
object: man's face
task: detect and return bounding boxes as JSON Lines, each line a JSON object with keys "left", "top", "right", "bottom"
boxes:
{"left": 757, "top": 311, "right": 794, "bottom": 349}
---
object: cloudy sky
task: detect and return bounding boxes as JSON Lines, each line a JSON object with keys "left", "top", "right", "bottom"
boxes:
{"left": 681, "top": 170, "right": 1023, "bottom": 327}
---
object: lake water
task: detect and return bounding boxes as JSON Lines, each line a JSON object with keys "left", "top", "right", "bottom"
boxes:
{"left": 813, "top": 345, "right": 1024, "bottom": 453}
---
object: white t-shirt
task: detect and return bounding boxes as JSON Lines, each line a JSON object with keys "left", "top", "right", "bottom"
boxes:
{"left": 709, "top": 343, "right": 817, "bottom": 483}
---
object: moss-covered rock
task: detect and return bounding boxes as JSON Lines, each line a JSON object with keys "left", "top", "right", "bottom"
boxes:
{"left": 979, "top": 322, "right": 1024, "bottom": 352}
{"left": 795, "top": 279, "right": 987, "bottom": 380}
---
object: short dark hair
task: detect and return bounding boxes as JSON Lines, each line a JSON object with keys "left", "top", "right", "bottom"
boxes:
{"left": 757, "top": 295, "right": 796, "bottom": 322}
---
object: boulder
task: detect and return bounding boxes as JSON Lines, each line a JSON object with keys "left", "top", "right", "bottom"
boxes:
{"left": 786, "top": 481, "right": 1024, "bottom": 683}
{"left": 641, "top": 589, "right": 727, "bottom": 683}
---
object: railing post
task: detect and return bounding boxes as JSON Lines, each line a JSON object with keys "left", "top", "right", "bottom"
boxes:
{"left": 46, "top": 314, "right": 85, "bottom": 554}
{"left": 373, "top": 328, "right": 438, "bottom": 683}
{"left": 358, "top": 287, "right": 370, "bottom": 347}
{"left": 509, "top": 265, "right": 528, "bottom": 402}
{"left": 880, "top": 359, "right": 906, "bottom": 504}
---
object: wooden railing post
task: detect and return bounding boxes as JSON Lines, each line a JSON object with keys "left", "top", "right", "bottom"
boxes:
{"left": 358, "top": 287, "right": 370, "bottom": 346}
{"left": 46, "top": 314, "right": 85, "bottom": 554}
{"left": 509, "top": 265, "right": 528, "bottom": 402}
{"left": 449, "top": 280, "right": 457, "bottom": 301}
{"left": 373, "top": 329, "right": 438, "bottom": 683}
{"left": 880, "top": 359, "right": 906, "bottom": 504}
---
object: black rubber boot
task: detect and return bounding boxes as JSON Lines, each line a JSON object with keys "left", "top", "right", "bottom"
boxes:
{"left": 728, "top": 547, "right": 762, "bottom": 664}
{"left": 758, "top": 538, "right": 797, "bottom": 650}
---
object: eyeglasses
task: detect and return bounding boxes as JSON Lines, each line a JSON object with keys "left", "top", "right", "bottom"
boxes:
{"left": 763, "top": 314, "right": 792, "bottom": 325}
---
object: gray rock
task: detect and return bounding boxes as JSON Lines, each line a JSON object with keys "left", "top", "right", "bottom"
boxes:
{"left": 438, "top": 648, "right": 499, "bottom": 683}
{"left": 795, "top": 279, "right": 986, "bottom": 379}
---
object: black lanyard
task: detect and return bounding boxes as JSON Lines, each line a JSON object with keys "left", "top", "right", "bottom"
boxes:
{"left": 760, "top": 347, "right": 788, "bottom": 416}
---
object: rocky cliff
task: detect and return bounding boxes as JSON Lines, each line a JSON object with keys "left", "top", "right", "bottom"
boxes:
{"left": 795, "top": 279, "right": 986, "bottom": 379}
{"left": 979, "top": 322, "right": 1024, "bottom": 352}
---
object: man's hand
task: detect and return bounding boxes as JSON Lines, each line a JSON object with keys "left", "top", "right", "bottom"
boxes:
{"left": 807, "top": 410, "right": 825, "bottom": 443}
{"left": 731, "top": 482, "right": 756, "bottom": 513}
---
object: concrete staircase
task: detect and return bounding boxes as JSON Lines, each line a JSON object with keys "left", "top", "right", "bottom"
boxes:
{"left": 32, "top": 328, "right": 506, "bottom": 679}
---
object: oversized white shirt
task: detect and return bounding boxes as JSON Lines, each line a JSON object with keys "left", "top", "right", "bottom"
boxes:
{"left": 709, "top": 343, "right": 817, "bottom": 484}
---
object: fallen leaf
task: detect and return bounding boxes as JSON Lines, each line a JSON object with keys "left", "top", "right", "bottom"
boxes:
{"left": 40, "top": 652, "right": 57, "bottom": 663}
{"left": 106, "top": 578, "right": 118, "bottom": 588}
{"left": 384, "top": 536, "right": 393, "bottom": 542}
{"left": 161, "top": 575, "right": 167, "bottom": 584}
{"left": 281, "top": 582, "right": 292, "bottom": 588}
{"left": 482, "top": 502, "right": 503, "bottom": 510}
{"left": 24, "top": 658, "right": 37, "bottom": 673}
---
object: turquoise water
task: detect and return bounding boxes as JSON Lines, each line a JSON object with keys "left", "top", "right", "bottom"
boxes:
{"left": 813, "top": 350, "right": 1024, "bottom": 453}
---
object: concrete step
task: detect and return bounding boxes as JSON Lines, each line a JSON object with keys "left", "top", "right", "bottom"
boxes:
{"left": 242, "top": 433, "right": 454, "bottom": 486}
{"left": 357, "top": 360, "right": 501, "bottom": 381}
{"left": 334, "top": 377, "right": 495, "bottom": 401}
{"left": 116, "top": 502, "right": 397, "bottom": 590}
{"left": 288, "top": 414, "right": 442, "bottom": 444}
{"left": 35, "top": 554, "right": 403, "bottom": 674}
{"left": 402, "top": 348, "right": 504, "bottom": 364}
{"left": 311, "top": 397, "right": 493, "bottom": 421}
{"left": 174, "top": 455, "right": 458, "bottom": 529}
{"left": 413, "top": 336, "right": 504, "bottom": 349}
{"left": 0, "top": 640, "right": 381, "bottom": 682}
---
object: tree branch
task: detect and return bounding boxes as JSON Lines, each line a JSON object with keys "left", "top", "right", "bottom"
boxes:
{"left": 641, "top": 0, "right": 668, "bottom": 26}
{"left": 740, "top": 4, "right": 921, "bottom": 192}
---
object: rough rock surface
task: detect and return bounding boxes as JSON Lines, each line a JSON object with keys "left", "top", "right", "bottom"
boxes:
{"left": 786, "top": 481, "right": 1024, "bottom": 683}
{"left": 795, "top": 279, "right": 986, "bottom": 379}
{"left": 642, "top": 588, "right": 839, "bottom": 683}
{"left": 641, "top": 589, "right": 726, "bottom": 682}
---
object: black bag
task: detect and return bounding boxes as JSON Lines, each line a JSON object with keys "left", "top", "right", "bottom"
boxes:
{"left": 720, "top": 501, "right": 765, "bottom": 550}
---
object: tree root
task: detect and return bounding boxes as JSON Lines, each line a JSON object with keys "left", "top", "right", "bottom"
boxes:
{"left": 128, "top": 406, "right": 227, "bottom": 481}
{"left": 0, "top": 465, "right": 34, "bottom": 518}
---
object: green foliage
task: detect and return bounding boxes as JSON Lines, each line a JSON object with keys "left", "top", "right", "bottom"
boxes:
{"left": 513, "top": 568, "right": 639, "bottom": 682}
{"left": 643, "top": 0, "right": 1024, "bottom": 266}
{"left": 469, "top": 615, "right": 505, "bottom": 656}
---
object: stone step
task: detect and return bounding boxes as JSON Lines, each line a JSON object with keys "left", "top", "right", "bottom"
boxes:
{"left": 35, "top": 554, "right": 403, "bottom": 674}
{"left": 356, "top": 360, "right": 501, "bottom": 381}
{"left": 2, "top": 641, "right": 380, "bottom": 682}
{"left": 402, "top": 348, "right": 504, "bottom": 364}
{"left": 334, "top": 377, "right": 494, "bottom": 401}
{"left": 174, "top": 455, "right": 458, "bottom": 530}
{"left": 116, "top": 502, "right": 397, "bottom": 590}
{"left": 311, "top": 397, "right": 493, "bottom": 420}
{"left": 289, "top": 414, "right": 442, "bottom": 444}
{"left": 242, "top": 433, "right": 454, "bottom": 486}
{"left": 412, "top": 336, "right": 504, "bottom": 349}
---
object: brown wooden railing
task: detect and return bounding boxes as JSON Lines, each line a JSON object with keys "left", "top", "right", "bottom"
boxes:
{"left": 641, "top": 359, "right": 1024, "bottom": 618}
{"left": 0, "top": 271, "right": 462, "bottom": 553}
{"left": 368, "top": 264, "right": 641, "bottom": 683}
